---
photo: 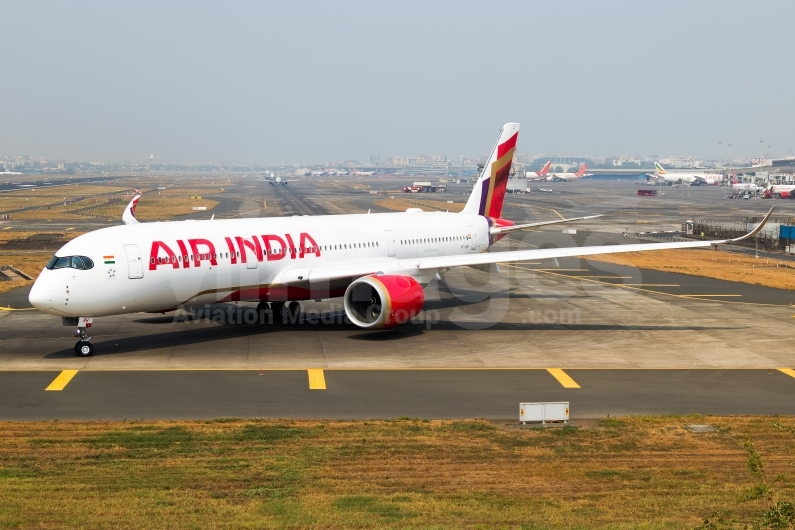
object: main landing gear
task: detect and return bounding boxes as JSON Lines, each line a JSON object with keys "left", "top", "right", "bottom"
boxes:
{"left": 74, "top": 326, "right": 94, "bottom": 357}
{"left": 258, "top": 301, "right": 300, "bottom": 322}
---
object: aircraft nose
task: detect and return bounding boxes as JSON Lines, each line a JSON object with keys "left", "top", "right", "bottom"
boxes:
{"left": 28, "top": 276, "right": 51, "bottom": 311}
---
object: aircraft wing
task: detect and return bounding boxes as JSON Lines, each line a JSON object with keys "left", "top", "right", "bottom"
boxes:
{"left": 416, "top": 206, "right": 773, "bottom": 271}
{"left": 276, "top": 207, "right": 773, "bottom": 286}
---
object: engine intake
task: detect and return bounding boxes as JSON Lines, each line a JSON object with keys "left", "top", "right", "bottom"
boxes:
{"left": 344, "top": 275, "right": 424, "bottom": 329}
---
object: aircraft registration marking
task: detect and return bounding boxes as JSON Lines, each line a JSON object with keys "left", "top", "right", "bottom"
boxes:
{"left": 777, "top": 368, "right": 795, "bottom": 379}
{"left": 546, "top": 368, "right": 580, "bottom": 389}
{"left": 45, "top": 370, "right": 78, "bottom": 391}
{"left": 308, "top": 369, "right": 326, "bottom": 390}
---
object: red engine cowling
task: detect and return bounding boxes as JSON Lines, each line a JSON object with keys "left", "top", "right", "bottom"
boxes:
{"left": 343, "top": 275, "right": 425, "bottom": 329}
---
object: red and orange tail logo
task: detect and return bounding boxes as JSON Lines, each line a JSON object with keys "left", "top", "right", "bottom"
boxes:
{"left": 478, "top": 131, "right": 518, "bottom": 218}
{"left": 575, "top": 163, "right": 587, "bottom": 177}
{"left": 539, "top": 161, "right": 551, "bottom": 175}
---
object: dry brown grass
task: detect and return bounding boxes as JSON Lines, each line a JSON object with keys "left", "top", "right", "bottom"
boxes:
{"left": 0, "top": 253, "right": 49, "bottom": 294}
{"left": 90, "top": 195, "right": 219, "bottom": 221}
{"left": 376, "top": 197, "right": 464, "bottom": 213}
{"left": 1, "top": 183, "right": 221, "bottom": 221}
{"left": 0, "top": 416, "right": 792, "bottom": 528}
{"left": 588, "top": 248, "right": 795, "bottom": 291}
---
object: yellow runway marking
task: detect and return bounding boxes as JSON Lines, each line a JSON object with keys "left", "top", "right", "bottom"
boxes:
{"left": 546, "top": 368, "right": 581, "bottom": 388}
{"left": 2, "top": 226, "right": 11, "bottom": 230}
{"left": 45, "top": 370, "right": 78, "bottom": 391}
{"left": 308, "top": 369, "right": 326, "bottom": 390}
{"left": 778, "top": 368, "right": 795, "bottom": 379}
{"left": 65, "top": 227, "right": 75, "bottom": 231}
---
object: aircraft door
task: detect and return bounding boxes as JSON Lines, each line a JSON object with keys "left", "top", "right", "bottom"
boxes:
{"left": 124, "top": 244, "right": 144, "bottom": 279}
{"left": 245, "top": 246, "right": 258, "bottom": 269}
{"left": 385, "top": 230, "right": 396, "bottom": 257}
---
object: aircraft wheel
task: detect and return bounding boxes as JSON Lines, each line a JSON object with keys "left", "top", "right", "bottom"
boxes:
{"left": 256, "top": 301, "right": 270, "bottom": 314}
{"left": 75, "top": 341, "right": 94, "bottom": 357}
{"left": 271, "top": 302, "right": 285, "bottom": 317}
{"left": 287, "top": 301, "right": 300, "bottom": 320}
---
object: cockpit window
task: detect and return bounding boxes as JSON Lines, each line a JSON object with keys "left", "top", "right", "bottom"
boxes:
{"left": 46, "top": 255, "right": 95, "bottom": 270}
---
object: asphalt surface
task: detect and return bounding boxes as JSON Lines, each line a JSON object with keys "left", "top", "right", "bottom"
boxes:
{"left": 1, "top": 176, "right": 794, "bottom": 420}
{"left": 1, "top": 369, "right": 793, "bottom": 420}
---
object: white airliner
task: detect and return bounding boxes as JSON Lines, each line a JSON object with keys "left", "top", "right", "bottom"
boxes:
{"left": 730, "top": 173, "right": 764, "bottom": 193}
{"left": 28, "top": 123, "right": 773, "bottom": 357}
{"left": 352, "top": 168, "right": 375, "bottom": 176}
{"left": 546, "top": 163, "right": 590, "bottom": 182}
{"left": 525, "top": 161, "right": 551, "bottom": 180}
{"left": 648, "top": 162, "right": 722, "bottom": 185}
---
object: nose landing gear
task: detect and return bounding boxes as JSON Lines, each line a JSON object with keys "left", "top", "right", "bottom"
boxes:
{"left": 74, "top": 325, "right": 94, "bottom": 357}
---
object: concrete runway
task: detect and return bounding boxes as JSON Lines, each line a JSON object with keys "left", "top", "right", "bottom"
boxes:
{"left": 1, "top": 177, "right": 794, "bottom": 419}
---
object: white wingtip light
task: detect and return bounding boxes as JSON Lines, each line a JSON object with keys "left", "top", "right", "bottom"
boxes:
{"left": 122, "top": 194, "right": 141, "bottom": 225}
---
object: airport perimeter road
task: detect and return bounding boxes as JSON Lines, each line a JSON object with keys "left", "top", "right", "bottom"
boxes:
{"left": 1, "top": 368, "right": 794, "bottom": 420}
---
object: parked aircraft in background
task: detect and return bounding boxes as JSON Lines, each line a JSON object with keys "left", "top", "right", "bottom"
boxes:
{"left": 352, "top": 168, "right": 375, "bottom": 176}
{"left": 546, "top": 163, "right": 590, "bottom": 182}
{"left": 28, "top": 123, "right": 774, "bottom": 357}
{"left": 762, "top": 184, "right": 795, "bottom": 198}
{"left": 648, "top": 162, "right": 722, "bottom": 185}
{"left": 731, "top": 173, "right": 765, "bottom": 193}
{"left": 525, "top": 161, "right": 551, "bottom": 180}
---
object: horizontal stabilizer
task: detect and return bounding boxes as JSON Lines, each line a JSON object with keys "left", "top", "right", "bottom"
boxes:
{"left": 490, "top": 214, "right": 602, "bottom": 234}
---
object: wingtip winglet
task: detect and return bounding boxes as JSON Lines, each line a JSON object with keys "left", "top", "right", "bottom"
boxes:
{"left": 730, "top": 206, "right": 774, "bottom": 242}
{"left": 122, "top": 194, "right": 141, "bottom": 225}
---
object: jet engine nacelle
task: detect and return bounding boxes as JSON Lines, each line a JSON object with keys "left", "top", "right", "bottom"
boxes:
{"left": 343, "top": 275, "right": 424, "bottom": 329}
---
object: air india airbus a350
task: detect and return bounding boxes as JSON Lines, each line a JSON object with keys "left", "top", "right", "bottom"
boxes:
{"left": 28, "top": 123, "right": 773, "bottom": 356}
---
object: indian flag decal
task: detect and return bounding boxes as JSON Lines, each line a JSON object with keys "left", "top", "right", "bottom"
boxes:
{"left": 104, "top": 255, "right": 115, "bottom": 265}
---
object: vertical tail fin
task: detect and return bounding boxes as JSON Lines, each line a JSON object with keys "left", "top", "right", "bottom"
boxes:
{"left": 462, "top": 123, "right": 520, "bottom": 217}
{"left": 575, "top": 163, "right": 587, "bottom": 177}
{"left": 654, "top": 162, "right": 666, "bottom": 175}
{"left": 538, "top": 161, "right": 551, "bottom": 175}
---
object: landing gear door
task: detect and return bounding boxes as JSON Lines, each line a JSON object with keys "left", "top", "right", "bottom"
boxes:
{"left": 123, "top": 244, "right": 144, "bottom": 279}
{"left": 385, "top": 230, "right": 396, "bottom": 257}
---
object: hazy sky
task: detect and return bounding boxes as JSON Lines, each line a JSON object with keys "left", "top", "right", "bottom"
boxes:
{"left": 2, "top": 1, "right": 794, "bottom": 164}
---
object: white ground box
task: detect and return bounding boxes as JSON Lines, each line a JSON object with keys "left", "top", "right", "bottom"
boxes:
{"left": 520, "top": 402, "right": 569, "bottom": 424}
{"left": 562, "top": 228, "right": 577, "bottom": 235}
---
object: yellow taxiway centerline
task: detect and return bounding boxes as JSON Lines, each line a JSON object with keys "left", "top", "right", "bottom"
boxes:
{"left": 778, "top": 368, "right": 795, "bottom": 379}
{"left": 45, "top": 370, "right": 79, "bottom": 391}
{"left": 307, "top": 369, "right": 326, "bottom": 390}
{"left": 546, "top": 368, "right": 581, "bottom": 389}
